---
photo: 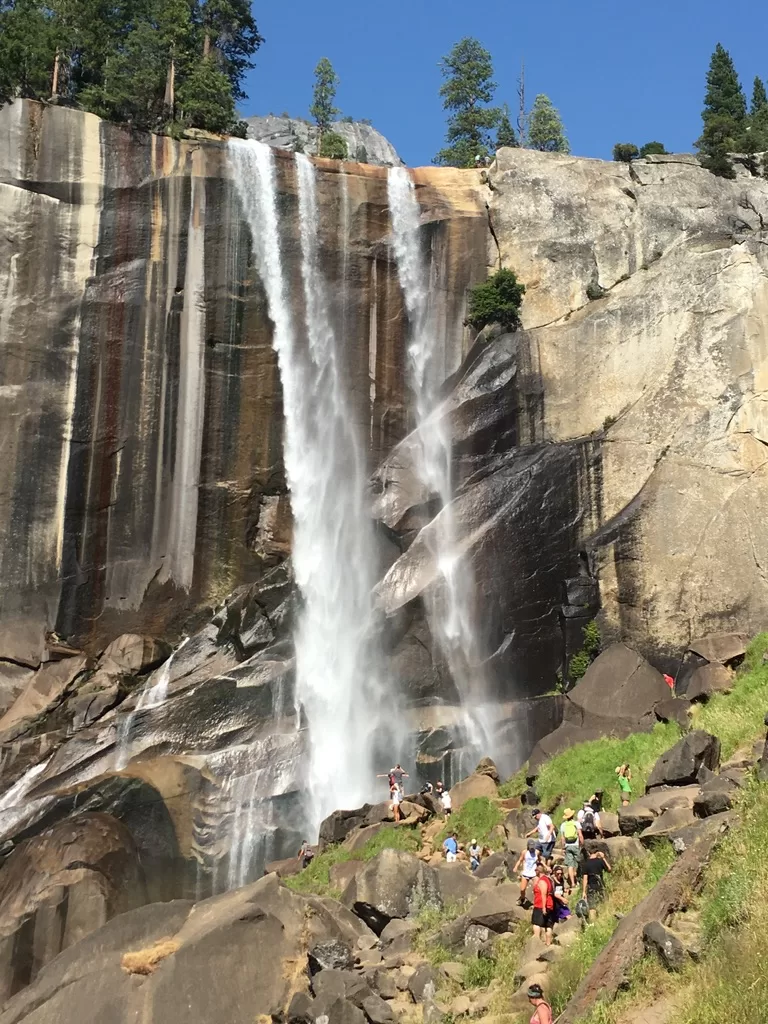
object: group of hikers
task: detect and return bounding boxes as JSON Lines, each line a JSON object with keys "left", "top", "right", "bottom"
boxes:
{"left": 378, "top": 764, "right": 453, "bottom": 822}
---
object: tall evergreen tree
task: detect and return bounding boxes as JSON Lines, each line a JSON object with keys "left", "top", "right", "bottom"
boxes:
{"left": 434, "top": 37, "right": 500, "bottom": 167}
{"left": 496, "top": 104, "right": 518, "bottom": 149}
{"left": 752, "top": 76, "right": 768, "bottom": 115}
{"left": 179, "top": 53, "right": 235, "bottom": 132}
{"left": 200, "top": 0, "right": 262, "bottom": 100}
{"left": 527, "top": 94, "right": 569, "bottom": 153}
{"left": 310, "top": 57, "right": 339, "bottom": 133}
{"left": 696, "top": 43, "right": 747, "bottom": 178}
{"left": 749, "top": 76, "right": 768, "bottom": 154}
{"left": 0, "top": 0, "right": 57, "bottom": 102}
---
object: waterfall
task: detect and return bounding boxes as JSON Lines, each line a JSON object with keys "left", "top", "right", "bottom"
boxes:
{"left": 229, "top": 141, "right": 389, "bottom": 832}
{"left": 387, "top": 167, "right": 490, "bottom": 766}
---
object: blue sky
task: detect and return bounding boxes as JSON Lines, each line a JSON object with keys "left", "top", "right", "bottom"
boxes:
{"left": 239, "top": 0, "right": 767, "bottom": 167}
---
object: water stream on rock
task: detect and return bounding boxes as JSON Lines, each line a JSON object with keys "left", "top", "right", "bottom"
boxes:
{"left": 387, "top": 166, "right": 491, "bottom": 767}
{"left": 229, "top": 141, "right": 391, "bottom": 836}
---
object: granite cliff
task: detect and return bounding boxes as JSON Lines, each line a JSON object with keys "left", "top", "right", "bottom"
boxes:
{"left": 0, "top": 99, "right": 767, "bottom": 996}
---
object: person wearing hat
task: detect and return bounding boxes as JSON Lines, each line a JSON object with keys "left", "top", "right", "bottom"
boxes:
{"left": 558, "top": 808, "right": 582, "bottom": 892}
{"left": 526, "top": 983, "right": 552, "bottom": 1023}
{"left": 512, "top": 838, "right": 540, "bottom": 906}
{"left": 468, "top": 838, "right": 481, "bottom": 872}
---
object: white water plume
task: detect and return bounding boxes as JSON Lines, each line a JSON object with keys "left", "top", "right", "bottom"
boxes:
{"left": 229, "top": 140, "right": 390, "bottom": 831}
{"left": 387, "top": 166, "right": 491, "bottom": 764}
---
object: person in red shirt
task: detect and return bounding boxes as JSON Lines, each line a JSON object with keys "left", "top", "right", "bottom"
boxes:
{"left": 531, "top": 863, "right": 555, "bottom": 945}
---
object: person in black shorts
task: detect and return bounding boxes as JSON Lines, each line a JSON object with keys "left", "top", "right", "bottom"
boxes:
{"left": 581, "top": 849, "right": 611, "bottom": 923}
{"left": 531, "top": 863, "right": 555, "bottom": 945}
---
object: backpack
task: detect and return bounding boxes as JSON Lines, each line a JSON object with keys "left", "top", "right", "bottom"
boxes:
{"left": 562, "top": 820, "right": 579, "bottom": 843}
{"left": 581, "top": 809, "right": 596, "bottom": 836}
{"left": 575, "top": 898, "right": 589, "bottom": 919}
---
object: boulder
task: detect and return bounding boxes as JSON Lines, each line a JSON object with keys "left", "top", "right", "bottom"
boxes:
{"left": 330, "top": 861, "right": 362, "bottom": 893}
{"left": 599, "top": 812, "right": 620, "bottom": 837}
{"left": 642, "top": 921, "right": 686, "bottom": 971}
{"left": 0, "top": 655, "right": 88, "bottom": 737}
{"left": 308, "top": 942, "right": 357, "bottom": 974}
{"left": 379, "top": 919, "right": 418, "bottom": 946}
{"left": 527, "top": 723, "right": 606, "bottom": 776}
{"left": 264, "top": 855, "right": 303, "bottom": 879}
{"left": 639, "top": 807, "right": 697, "bottom": 846}
{"left": 432, "top": 862, "right": 487, "bottom": 905}
{"left": 286, "top": 992, "right": 315, "bottom": 1024}
{"left": 654, "top": 697, "right": 692, "bottom": 729}
{"left": 474, "top": 757, "right": 501, "bottom": 784}
{"left": 466, "top": 886, "right": 527, "bottom": 932}
{"left": 564, "top": 644, "right": 669, "bottom": 731}
{"left": 342, "top": 850, "right": 441, "bottom": 934}
{"left": 361, "top": 995, "right": 395, "bottom": 1024}
{"left": 407, "top": 964, "right": 440, "bottom": 1003}
{"left": 98, "top": 634, "right": 172, "bottom": 676}
{"left": 693, "top": 782, "right": 734, "bottom": 818}
{"left": 619, "top": 787, "right": 700, "bottom": 835}
{"left": 439, "top": 962, "right": 465, "bottom": 982}
{"left": 584, "top": 836, "right": 647, "bottom": 861}
{"left": 438, "top": 914, "right": 470, "bottom": 952}
{"left": 474, "top": 852, "right": 509, "bottom": 879}
{"left": 684, "top": 664, "right": 733, "bottom": 702}
{"left": 370, "top": 970, "right": 398, "bottom": 1000}
{"left": 446, "top": 773, "right": 498, "bottom": 810}
{"left": 688, "top": 633, "right": 748, "bottom": 665}
{"left": 344, "top": 824, "right": 387, "bottom": 853}
{"left": 463, "top": 923, "right": 492, "bottom": 954}
{"left": 646, "top": 732, "right": 721, "bottom": 789}
{"left": 320, "top": 806, "right": 375, "bottom": 847}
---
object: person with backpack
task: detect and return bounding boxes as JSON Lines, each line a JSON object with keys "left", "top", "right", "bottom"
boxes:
{"left": 531, "top": 862, "right": 555, "bottom": 945}
{"left": 577, "top": 800, "right": 602, "bottom": 839}
{"left": 558, "top": 808, "right": 582, "bottom": 891}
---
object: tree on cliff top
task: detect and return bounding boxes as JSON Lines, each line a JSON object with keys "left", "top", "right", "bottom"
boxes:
{"left": 496, "top": 104, "right": 519, "bottom": 149}
{"left": 310, "top": 57, "right": 340, "bottom": 133}
{"left": 696, "top": 43, "right": 747, "bottom": 178}
{"left": 527, "top": 94, "right": 569, "bottom": 153}
{"left": 434, "top": 37, "right": 500, "bottom": 167}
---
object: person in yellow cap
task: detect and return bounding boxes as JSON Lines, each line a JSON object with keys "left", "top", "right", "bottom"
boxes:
{"left": 558, "top": 808, "right": 583, "bottom": 892}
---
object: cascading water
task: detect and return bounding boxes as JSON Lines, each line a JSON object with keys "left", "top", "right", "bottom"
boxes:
{"left": 229, "top": 140, "right": 392, "bottom": 833}
{"left": 115, "top": 637, "right": 188, "bottom": 769}
{"left": 387, "top": 166, "right": 491, "bottom": 768}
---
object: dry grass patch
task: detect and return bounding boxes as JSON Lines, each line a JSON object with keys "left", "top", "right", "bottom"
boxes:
{"left": 121, "top": 938, "right": 180, "bottom": 975}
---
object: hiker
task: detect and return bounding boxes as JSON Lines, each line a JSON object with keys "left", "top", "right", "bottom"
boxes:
{"left": 435, "top": 780, "right": 445, "bottom": 796}
{"left": 390, "top": 763, "right": 408, "bottom": 792}
{"left": 581, "top": 848, "right": 612, "bottom": 923}
{"left": 559, "top": 808, "right": 582, "bottom": 891}
{"left": 512, "top": 839, "right": 540, "bottom": 906}
{"left": 663, "top": 673, "right": 675, "bottom": 691}
{"left": 616, "top": 764, "right": 632, "bottom": 806}
{"left": 589, "top": 789, "right": 604, "bottom": 813}
{"left": 577, "top": 800, "right": 602, "bottom": 839}
{"left": 526, "top": 808, "right": 556, "bottom": 864}
{"left": 526, "top": 983, "right": 553, "bottom": 1024}
{"left": 440, "top": 788, "right": 452, "bottom": 819}
{"left": 421, "top": 780, "right": 434, "bottom": 795}
{"left": 468, "top": 839, "right": 482, "bottom": 872}
{"left": 531, "top": 862, "right": 555, "bottom": 945}
{"left": 297, "top": 840, "right": 314, "bottom": 869}
{"left": 443, "top": 831, "right": 459, "bottom": 863}
{"left": 552, "top": 865, "right": 571, "bottom": 920}
{"left": 390, "top": 783, "right": 402, "bottom": 823}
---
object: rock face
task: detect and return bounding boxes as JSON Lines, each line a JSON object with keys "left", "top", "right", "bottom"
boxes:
{"left": 646, "top": 732, "right": 721, "bottom": 789}
{"left": 489, "top": 147, "right": 768, "bottom": 660}
{"left": 245, "top": 115, "right": 404, "bottom": 167}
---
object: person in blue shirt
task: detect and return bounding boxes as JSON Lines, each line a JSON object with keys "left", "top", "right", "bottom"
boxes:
{"left": 443, "top": 832, "right": 459, "bottom": 862}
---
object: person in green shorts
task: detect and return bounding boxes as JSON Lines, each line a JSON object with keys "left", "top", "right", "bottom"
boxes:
{"left": 558, "top": 808, "right": 582, "bottom": 891}
{"left": 616, "top": 764, "right": 632, "bottom": 805}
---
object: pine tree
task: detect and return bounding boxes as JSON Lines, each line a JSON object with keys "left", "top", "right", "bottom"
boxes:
{"left": 178, "top": 54, "right": 235, "bottom": 133}
{"left": 0, "top": 0, "right": 57, "bottom": 102}
{"left": 752, "top": 76, "right": 768, "bottom": 115}
{"left": 496, "top": 104, "right": 518, "bottom": 149}
{"left": 527, "top": 94, "right": 569, "bottom": 153}
{"left": 200, "top": 0, "right": 262, "bottom": 101}
{"left": 696, "top": 43, "right": 747, "bottom": 178}
{"left": 639, "top": 141, "right": 668, "bottom": 157}
{"left": 310, "top": 57, "right": 340, "bottom": 133}
{"left": 749, "top": 76, "right": 768, "bottom": 154}
{"left": 434, "top": 37, "right": 501, "bottom": 167}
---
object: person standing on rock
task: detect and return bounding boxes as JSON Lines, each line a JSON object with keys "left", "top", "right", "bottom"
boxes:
{"left": 443, "top": 831, "right": 459, "bottom": 862}
{"left": 390, "top": 783, "right": 402, "bottom": 823}
{"left": 297, "top": 840, "right": 314, "bottom": 869}
{"left": 558, "top": 808, "right": 582, "bottom": 891}
{"left": 526, "top": 983, "right": 553, "bottom": 1024}
{"left": 468, "top": 839, "right": 481, "bottom": 872}
{"left": 616, "top": 764, "right": 632, "bottom": 806}
{"left": 440, "top": 787, "right": 452, "bottom": 819}
{"left": 581, "top": 848, "right": 611, "bottom": 923}
{"left": 513, "top": 839, "right": 540, "bottom": 906}
{"left": 527, "top": 809, "right": 556, "bottom": 864}
{"left": 577, "top": 800, "right": 602, "bottom": 839}
{"left": 531, "top": 862, "right": 555, "bottom": 945}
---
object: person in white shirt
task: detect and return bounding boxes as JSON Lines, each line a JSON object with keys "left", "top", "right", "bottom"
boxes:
{"left": 440, "top": 789, "right": 452, "bottom": 818}
{"left": 526, "top": 808, "right": 556, "bottom": 864}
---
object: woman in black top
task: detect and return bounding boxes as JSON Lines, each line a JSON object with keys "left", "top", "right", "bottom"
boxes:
{"left": 581, "top": 850, "right": 611, "bottom": 923}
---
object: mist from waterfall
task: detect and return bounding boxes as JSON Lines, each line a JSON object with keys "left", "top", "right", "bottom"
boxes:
{"left": 386, "top": 166, "right": 491, "bottom": 766}
{"left": 229, "top": 140, "right": 389, "bottom": 833}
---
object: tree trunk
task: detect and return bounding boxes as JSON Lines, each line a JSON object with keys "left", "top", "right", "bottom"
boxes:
{"left": 51, "top": 50, "right": 60, "bottom": 97}
{"left": 558, "top": 823, "right": 727, "bottom": 1024}
{"left": 203, "top": 32, "right": 211, "bottom": 58}
{"left": 164, "top": 57, "right": 176, "bottom": 118}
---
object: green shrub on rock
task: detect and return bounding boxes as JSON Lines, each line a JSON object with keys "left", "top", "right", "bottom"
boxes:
{"left": 319, "top": 130, "right": 348, "bottom": 160}
{"left": 464, "top": 268, "right": 525, "bottom": 332}
{"left": 612, "top": 142, "right": 639, "bottom": 162}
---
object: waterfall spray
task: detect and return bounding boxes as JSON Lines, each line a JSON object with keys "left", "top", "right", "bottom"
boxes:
{"left": 229, "top": 141, "right": 390, "bottom": 832}
{"left": 387, "top": 166, "right": 491, "bottom": 767}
